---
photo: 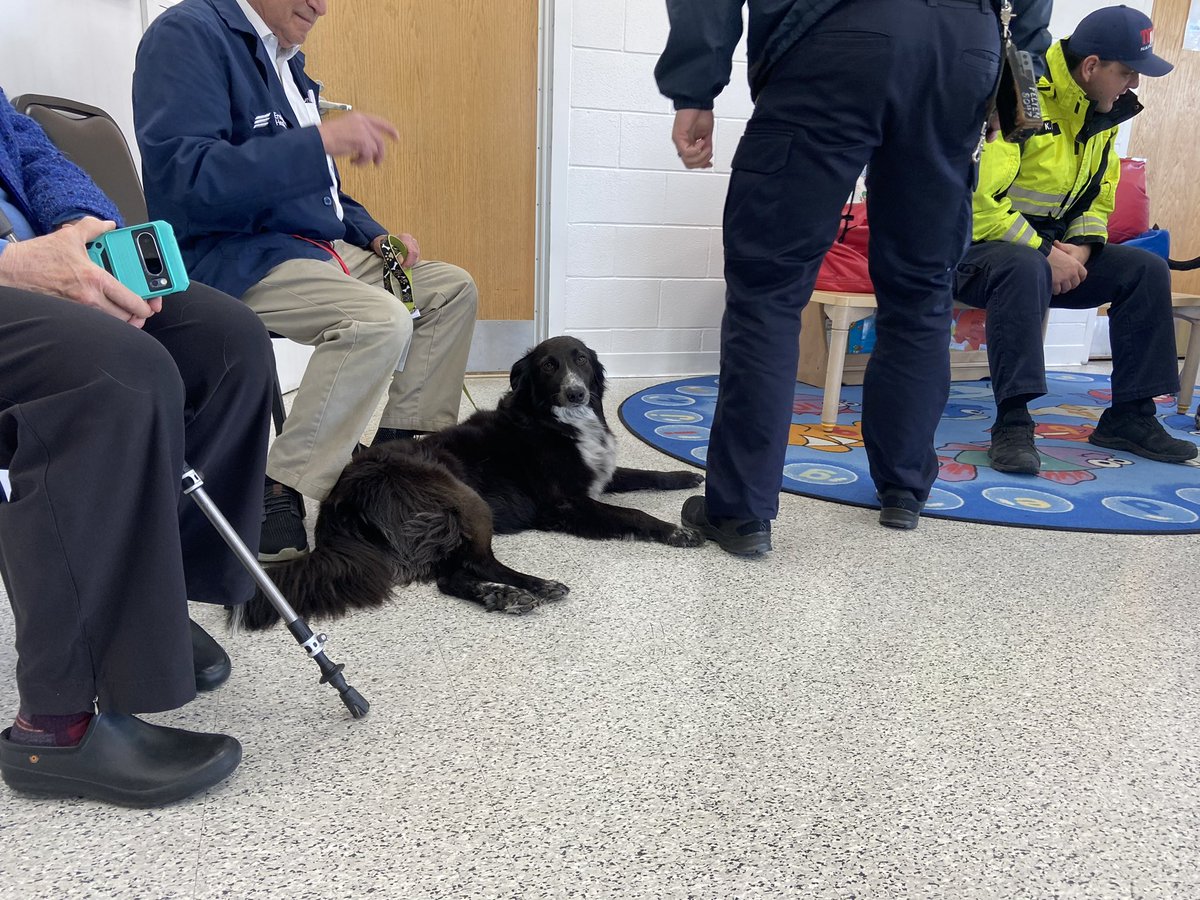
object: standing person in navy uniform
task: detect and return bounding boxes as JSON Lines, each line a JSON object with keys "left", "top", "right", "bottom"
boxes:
{"left": 657, "top": 0, "right": 1051, "bottom": 553}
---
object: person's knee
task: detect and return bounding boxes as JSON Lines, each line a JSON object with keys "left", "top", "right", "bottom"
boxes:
{"left": 356, "top": 298, "right": 414, "bottom": 364}
{"left": 194, "top": 289, "right": 275, "bottom": 384}
{"left": 979, "top": 244, "right": 1052, "bottom": 311}
{"left": 1137, "top": 249, "right": 1172, "bottom": 292}
{"left": 437, "top": 264, "right": 479, "bottom": 317}
{"left": 99, "top": 333, "right": 186, "bottom": 425}
{"left": 220, "top": 298, "right": 275, "bottom": 386}
{"left": 1001, "top": 244, "right": 1053, "bottom": 282}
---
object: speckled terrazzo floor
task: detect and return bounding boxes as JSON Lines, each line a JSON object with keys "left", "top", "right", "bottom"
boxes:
{"left": 1, "top": 375, "right": 1198, "bottom": 900}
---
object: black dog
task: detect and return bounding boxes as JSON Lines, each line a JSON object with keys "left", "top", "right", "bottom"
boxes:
{"left": 239, "top": 336, "right": 704, "bottom": 628}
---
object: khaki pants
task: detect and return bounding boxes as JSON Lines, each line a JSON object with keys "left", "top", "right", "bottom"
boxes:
{"left": 241, "top": 241, "right": 477, "bottom": 499}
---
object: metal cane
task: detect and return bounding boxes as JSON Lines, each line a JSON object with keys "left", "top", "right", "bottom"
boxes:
{"left": 182, "top": 466, "right": 369, "bottom": 719}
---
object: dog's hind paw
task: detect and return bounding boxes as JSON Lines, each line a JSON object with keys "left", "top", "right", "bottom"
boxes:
{"left": 667, "top": 525, "right": 706, "bottom": 548}
{"left": 533, "top": 579, "right": 570, "bottom": 602}
{"left": 481, "top": 584, "right": 544, "bottom": 614}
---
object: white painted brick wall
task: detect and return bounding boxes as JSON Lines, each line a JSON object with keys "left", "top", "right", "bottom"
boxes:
{"left": 555, "top": 0, "right": 1153, "bottom": 377}
{"left": 563, "top": 0, "right": 748, "bottom": 376}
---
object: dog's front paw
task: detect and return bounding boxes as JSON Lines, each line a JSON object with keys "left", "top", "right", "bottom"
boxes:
{"left": 666, "top": 525, "right": 706, "bottom": 548}
{"left": 666, "top": 471, "right": 705, "bottom": 490}
{"left": 481, "top": 584, "right": 544, "bottom": 614}
{"left": 533, "top": 579, "right": 570, "bottom": 602}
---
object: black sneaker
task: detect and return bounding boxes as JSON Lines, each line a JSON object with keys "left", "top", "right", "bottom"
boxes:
{"left": 988, "top": 422, "right": 1041, "bottom": 474}
{"left": 260, "top": 478, "right": 308, "bottom": 563}
{"left": 1088, "top": 408, "right": 1199, "bottom": 463}
{"left": 372, "top": 427, "right": 425, "bottom": 446}
{"left": 877, "top": 488, "right": 925, "bottom": 530}
{"left": 680, "top": 495, "right": 771, "bottom": 557}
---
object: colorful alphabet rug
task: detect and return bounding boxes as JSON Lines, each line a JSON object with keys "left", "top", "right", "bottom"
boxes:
{"left": 618, "top": 373, "right": 1200, "bottom": 533}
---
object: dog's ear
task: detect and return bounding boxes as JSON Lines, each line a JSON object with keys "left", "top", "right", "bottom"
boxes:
{"left": 502, "top": 347, "right": 537, "bottom": 411}
{"left": 587, "top": 345, "right": 606, "bottom": 399}
{"left": 509, "top": 348, "right": 535, "bottom": 392}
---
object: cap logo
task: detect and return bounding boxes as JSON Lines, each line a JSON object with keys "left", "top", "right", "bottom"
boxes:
{"left": 1141, "top": 27, "right": 1154, "bottom": 52}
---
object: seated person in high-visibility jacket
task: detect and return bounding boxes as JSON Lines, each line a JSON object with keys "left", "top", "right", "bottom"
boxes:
{"left": 954, "top": 5, "right": 1196, "bottom": 474}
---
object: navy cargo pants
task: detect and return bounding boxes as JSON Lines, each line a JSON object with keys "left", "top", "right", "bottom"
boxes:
{"left": 954, "top": 241, "right": 1180, "bottom": 406}
{"left": 707, "top": 0, "right": 1000, "bottom": 520}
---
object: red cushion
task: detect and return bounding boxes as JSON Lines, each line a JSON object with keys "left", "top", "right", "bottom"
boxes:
{"left": 1110, "top": 158, "right": 1150, "bottom": 244}
{"left": 816, "top": 202, "right": 873, "bottom": 293}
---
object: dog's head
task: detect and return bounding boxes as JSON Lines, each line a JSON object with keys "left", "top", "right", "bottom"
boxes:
{"left": 502, "top": 336, "right": 606, "bottom": 418}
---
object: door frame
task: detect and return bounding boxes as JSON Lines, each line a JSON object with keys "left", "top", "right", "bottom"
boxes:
{"left": 538, "top": 0, "right": 571, "bottom": 344}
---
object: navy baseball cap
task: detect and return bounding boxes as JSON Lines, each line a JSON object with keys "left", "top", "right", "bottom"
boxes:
{"left": 1068, "top": 5, "right": 1174, "bottom": 76}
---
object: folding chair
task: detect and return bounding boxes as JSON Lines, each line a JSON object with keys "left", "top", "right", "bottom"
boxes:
{"left": 6, "top": 94, "right": 364, "bottom": 717}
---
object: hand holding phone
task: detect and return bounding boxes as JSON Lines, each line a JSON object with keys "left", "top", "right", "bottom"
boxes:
{"left": 0, "top": 217, "right": 160, "bottom": 327}
{"left": 85, "top": 221, "right": 190, "bottom": 299}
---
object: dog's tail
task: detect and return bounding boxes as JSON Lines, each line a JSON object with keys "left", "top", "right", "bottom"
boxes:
{"left": 232, "top": 511, "right": 462, "bottom": 631}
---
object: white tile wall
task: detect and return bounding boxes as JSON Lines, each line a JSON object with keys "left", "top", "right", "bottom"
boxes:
{"left": 563, "top": 0, "right": 748, "bottom": 376}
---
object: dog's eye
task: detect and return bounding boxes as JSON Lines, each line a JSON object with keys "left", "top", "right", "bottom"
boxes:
{"left": 541, "top": 359, "right": 557, "bottom": 372}
{"left": 574, "top": 354, "right": 589, "bottom": 367}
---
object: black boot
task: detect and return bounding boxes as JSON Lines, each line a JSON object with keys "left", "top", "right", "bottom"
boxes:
{"left": 190, "top": 620, "right": 231, "bottom": 692}
{"left": 1089, "top": 403, "right": 1198, "bottom": 463}
{"left": 988, "top": 400, "right": 1040, "bottom": 474}
{"left": 877, "top": 487, "right": 925, "bottom": 530}
{"left": 680, "top": 495, "right": 771, "bottom": 556}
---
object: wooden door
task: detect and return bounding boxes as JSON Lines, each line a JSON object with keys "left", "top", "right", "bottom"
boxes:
{"left": 304, "top": 1, "right": 539, "bottom": 322}
{"left": 1129, "top": 0, "right": 1200, "bottom": 293}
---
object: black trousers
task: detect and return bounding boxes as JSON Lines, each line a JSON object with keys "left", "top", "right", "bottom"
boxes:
{"left": 706, "top": 0, "right": 1000, "bottom": 518}
{"left": 0, "top": 283, "right": 274, "bottom": 714}
{"left": 954, "top": 241, "right": 1180, "bottom": 406}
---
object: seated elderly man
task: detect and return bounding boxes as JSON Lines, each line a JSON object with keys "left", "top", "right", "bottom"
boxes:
{"left": 133, "top": 0, "right": 479, "bottom": 563}
{"left": 955, "top": 5, "right": 1196, "bottom": 474}
{"left": 0, "top": 87, "right": 274, "bottom": 805}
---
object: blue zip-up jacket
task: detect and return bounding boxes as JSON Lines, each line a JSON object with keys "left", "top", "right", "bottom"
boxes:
{"left": 133, "top": 0, "right": 386, "bottom": 299}
{"left": 654, "top": 0, "right": 1053, "bottom": 109}
{"left": 0, "top": 86, "right": 121, "bottom": 249}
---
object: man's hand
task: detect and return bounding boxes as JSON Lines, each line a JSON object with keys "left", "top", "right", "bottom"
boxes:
{"left": 1054, "top": 240, "right": 1093, "bottom": 267}
{"left": 0, "top": 218, "right": 160, "bottom": 327}
{"left": 671, "top": 109, "right": 714, "bottom": 169}
{"left": 318, "top": 111, "right": 400, "bottom": 166}
{"left": 370, "top": 232, "right": 421, "bottom": 268}
{"left": 985, "top": 110, "right": 1001, "bottom": 143}
{"left": 1047, "top": 242, "right": 1088, "bottom": 296}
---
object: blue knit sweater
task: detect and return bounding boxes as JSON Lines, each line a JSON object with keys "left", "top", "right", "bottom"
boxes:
{"left": 0, "top": 86, "right": 121, "bottom": 243}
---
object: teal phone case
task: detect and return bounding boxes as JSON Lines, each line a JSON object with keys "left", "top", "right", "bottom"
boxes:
{"left": 86, "top": 221, "right": 190, "bottom": 299}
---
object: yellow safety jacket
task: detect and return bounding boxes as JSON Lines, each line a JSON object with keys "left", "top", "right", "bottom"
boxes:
{"left": 972, "top": 40, "right": 1142, "bottom": 253}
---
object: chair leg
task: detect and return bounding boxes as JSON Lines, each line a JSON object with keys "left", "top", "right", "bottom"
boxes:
{"left": 1176, "top": 314, "right": 1200, "bottom": 416}
{"left": 822, "top": 306, "right": 857, "bottom": 431}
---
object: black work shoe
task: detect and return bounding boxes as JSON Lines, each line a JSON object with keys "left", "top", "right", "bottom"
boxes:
{"left": 0, "top": 713, "right": 241, "bottom": 808}
{"left": 877, "top": 488, "right": 925, "bottom": 530}
{"left": 680, "top": 495, "right": 771, "bottom": 557}
{"left": 988, "top": 422, "right": 1041, "bottom": 474}
{"left": 1088, "top": 408, "right": 1199, "bottom": 463}
{"left": 260, "top": 478, "right": 308, "bottom": 563}
{"left": 190, "top": 620, "right": 231, "bottom": 692}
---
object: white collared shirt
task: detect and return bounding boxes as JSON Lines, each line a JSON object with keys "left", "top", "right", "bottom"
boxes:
{"left": 235, "top": 0, "right": 343, "bottom": 220}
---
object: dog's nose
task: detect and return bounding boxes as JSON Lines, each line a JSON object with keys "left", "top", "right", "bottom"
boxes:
{"left": 565, "top": 385, "right": 588, "bottom": 405}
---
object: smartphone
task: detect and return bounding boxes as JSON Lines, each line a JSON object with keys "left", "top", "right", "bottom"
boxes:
{"left": 86, "top": 221, "right": 190, "bottom": 299}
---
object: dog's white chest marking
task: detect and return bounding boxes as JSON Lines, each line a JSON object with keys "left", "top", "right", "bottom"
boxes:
{"left": 554, "top": 405, "right": 617, "bottom": 499}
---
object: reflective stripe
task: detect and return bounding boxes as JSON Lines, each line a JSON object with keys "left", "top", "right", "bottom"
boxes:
{"left": 1007, "top": 185, "right": 1063, "bottom": 207}
{"left": 1001, "top": 218, "right": 1038, "bottom": 246}
{"left": 1065, "top": 216, "right": 1107, "bottom": 240}
{"left": 1011, "top": 199, "right": 1058, "bottom": 218}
